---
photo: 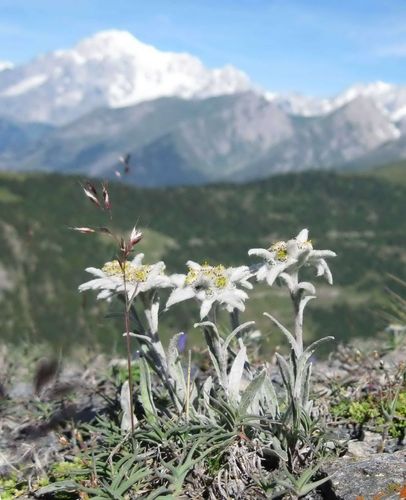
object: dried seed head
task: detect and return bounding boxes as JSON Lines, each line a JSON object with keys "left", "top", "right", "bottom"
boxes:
{"left": 102, "top": 183, "right": 111, "bottom": 211}
{"left": 70, "top": 226, "right": 96, "bottom": 234}
{"left": 119, "top": 237, "right": 128, "bottom": 257}
{"left": 82, "top": 182, "right": 100, "bottom": 207}
{"left": 119, "top": 153, "right": 131, "bottom": 174}
{"left": 130, "top": 227, "right": 143, "bottom": 247}
{"left": 119, "top": 153, "right": 131, "bottom": 166}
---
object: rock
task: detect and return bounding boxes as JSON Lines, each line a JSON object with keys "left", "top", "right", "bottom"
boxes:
{"left": 347, "top": 431, "right": 383, "bottom": 458}
{"left": 323, "top": 450, "right": 406, "bottom": 499}
{"left": 8, "top": 382, "right": 33, "bottom": 399}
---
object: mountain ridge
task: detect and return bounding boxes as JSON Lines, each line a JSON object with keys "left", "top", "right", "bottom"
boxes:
{"left": 2, "top": 92, "right": 404, "bottom": 185}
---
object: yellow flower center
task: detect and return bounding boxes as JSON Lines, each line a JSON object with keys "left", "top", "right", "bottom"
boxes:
{"left": 102, "top": 260, "right": 127, "bottom": 276}
{"left": 102, "top": 261, "right": 151, "bottom": 282}
{"left": 185, "top": 269, "right": 198, "bottom": 285}
{"left": 270, "top": 241, "right": 288, "bottom": 261}
{"left": 131, "top": 265, "right": 151, "bottom": 282}
{"left": 215, "top": 275, "right": 227, "bottom": 288}
{"left": 185, "top": 263, "right": 228, "bottom": 289}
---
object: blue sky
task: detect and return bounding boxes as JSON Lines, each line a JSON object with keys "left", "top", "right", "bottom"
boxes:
{"left": 0, "top": 0, "right": 405, "bottom": 96}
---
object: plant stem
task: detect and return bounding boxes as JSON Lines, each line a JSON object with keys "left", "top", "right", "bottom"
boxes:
{"left": 186, "top": 349, "right": 192, "bottom": 421}
{"left": 123, "top": 275, "right": 135, "bottom": 434}
{"left": 230, "top": 308, "right": 240, "bottom": 332}
{"left": 289, "top": 271, "right": 304, "bottom": 355}
{"left": 293, "top": 292, "right": 303, "bottom": 356}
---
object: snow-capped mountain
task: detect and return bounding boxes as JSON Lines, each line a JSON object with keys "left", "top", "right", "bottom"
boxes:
{"left": 0, "top": 29, "right": 405, "bottom": 184}
{"left": 0, "top": 29, "right": 405, "bottom": 130}
{"left": 0, "top": 30, "right": 255, "bottom": 124}
{"left": 271, "top": 81, "right": 406, "bottom": 124}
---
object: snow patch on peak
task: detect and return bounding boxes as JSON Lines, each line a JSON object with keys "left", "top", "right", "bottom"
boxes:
{"left": 73, "top": 30, "right": 158, "bottom": 59}
{"left": 333, "top": 81, "right": 395, "bottom": 110}
{"left": 340, "top": 81, "right": 394, "bottom": 100}
{"left": 335, "top": 81, "right": 406, "bottom": 122}
{"left": 392, "top": 105, "right": 406, "bottom": 121}
{"left": 1, "top": 74, "right": 48, "bottom": 97}
{"left": 84, "top": 29, "right": 142, "bottom": 44}
{"left": 0, "top": 61, "right": 14, "bottom": 72}
{"left": 268, "top": 92, "right": 334, "bottom": 116}
{"left": 271, "top": 80, "right": 406, "bottom": 128}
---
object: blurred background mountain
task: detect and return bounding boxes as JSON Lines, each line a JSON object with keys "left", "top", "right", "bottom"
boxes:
{"left": 1, "top": 31, "right": 406, "bottom": 185}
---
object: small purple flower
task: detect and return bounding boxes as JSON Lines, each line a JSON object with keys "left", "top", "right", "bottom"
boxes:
{"left": 177, "top": 332, "right": 187, "bottom": 353}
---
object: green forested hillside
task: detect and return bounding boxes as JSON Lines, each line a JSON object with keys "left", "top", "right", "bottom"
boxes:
{"left": 359, "top": 159, "right": 406, "bottom": 185}
{"left": 0, "top": 170, "right": 404, "bottom": 353}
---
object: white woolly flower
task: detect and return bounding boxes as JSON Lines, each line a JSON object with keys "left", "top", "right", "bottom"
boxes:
{"left": 166, "top": 261, "right": 253, "bottom": 319}
{"left": 79, "top": 253, "right": 171, "bottom": 301}
{"left": 248, "top": 229, "right": 336, "bottom": 289}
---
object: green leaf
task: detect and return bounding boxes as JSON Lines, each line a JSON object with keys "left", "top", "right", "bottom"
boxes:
{"left": 262, "top": 374, "right": 280, "bottom": 416}
{"left": 227, "top": 342, "right": 247, "bottom": 403}
{"left": 298, "top": 475, "right": 331, "bottom": 496}
{"left": 34, "top": 480, "right": 78, "bottom": 496}
{"left": 239, "top": 369, "right": 266, "bottom": 415}
{"left": 167, "top": 332, "right": 183, "bottom": 368}
{"left": 275, "top": 352, "right": 294, "bottom": 396}
{"left": 139, "top": 357, "right": 157, "bottom": 421}
{"left": 269, "top": 436, "right": 288, "bottom": 462}
{"left": 295, "top": 336, "right": 334, "bottom": 399}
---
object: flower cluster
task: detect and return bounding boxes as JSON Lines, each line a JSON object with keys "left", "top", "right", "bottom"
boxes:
{"left": 249, "top": 228, "right": 336, "bottom": 289}
{"left": 79, "top": 230, "right": 336, "bottom": 319}
{"left": 79, "top": 253, "right": 171, "bottom": 301}
{"left": 166, "top": 261, "right": 253, "bottom": 319}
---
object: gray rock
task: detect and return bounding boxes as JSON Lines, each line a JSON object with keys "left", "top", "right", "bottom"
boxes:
{"left": 347, "top": 431, "right": 383, "bottom": 458}
{"left": 9, "top": 382, "right": 33, "bottom": 399}
{"left": 324, "top": 450, "right": 406, "bottom": 499}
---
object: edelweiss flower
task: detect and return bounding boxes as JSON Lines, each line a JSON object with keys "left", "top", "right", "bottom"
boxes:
{"left": 166, "top": 261, "right": 253, "bottom": 319}
{"left": 249, "top": 229, "right": 336, "bottom": 288}
{"left": 79, "top": 253, "right": 171, "bottom": 301}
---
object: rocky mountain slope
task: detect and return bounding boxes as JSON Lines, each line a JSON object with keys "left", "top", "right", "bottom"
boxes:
{"left": 1, "top": 30, "right": 406, "bottom": 183}
{"left": 1, "top": 92, "right": 403, "bottom": 185}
